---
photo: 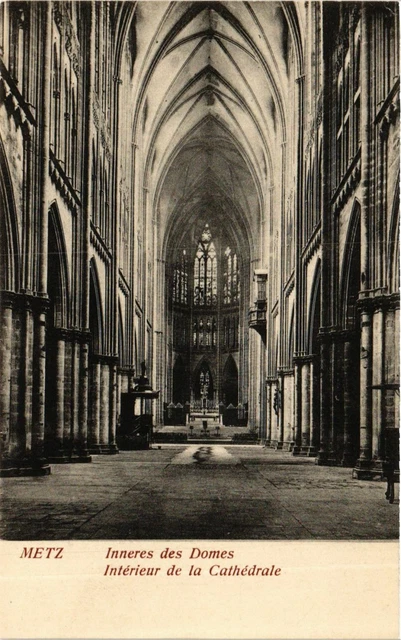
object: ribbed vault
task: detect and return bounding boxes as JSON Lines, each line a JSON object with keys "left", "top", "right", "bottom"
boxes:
{"left": 115, "top": 1, "right": 304, "bottom": 255}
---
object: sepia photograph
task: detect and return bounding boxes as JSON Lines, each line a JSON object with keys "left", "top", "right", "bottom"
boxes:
{"left": 0, "top": 0, "right": 399, "bottom": 544}
{"left": 0, "top": 2, "right": 400, "bottom": 638}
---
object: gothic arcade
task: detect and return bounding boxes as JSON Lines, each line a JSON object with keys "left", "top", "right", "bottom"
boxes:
{"left": 0, "top": 1, "right": 399, "bottom": 478}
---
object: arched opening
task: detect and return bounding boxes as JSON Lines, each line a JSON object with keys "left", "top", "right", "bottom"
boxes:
{"left": 0, "top": 139, "right": 19, "bottom": 292}
{"left": 45, "top": 206, "right": 69, "bottom": 459}
{"left": 222, "top": 355, "right": 239, "bottom": 407}
{"left": 341, "top": 204, "right": 361, "bottom": 465}
{"left": 166, "top": 213, "right": 246, "bottom": 413}
{"left": 87, "top": 260, "right": 104, "bottom": 452}
{"left": 89, "top": 260, "right": 103, "bottom": 356}
{"left": 118, "top": 302, "right": 124, "bottom": 368}
{"left": 388, "top": 177, "right": 400, "bottom": 294}
{"left": 173, "top": 356, "right": 189, "bottom": 405}
{"left": 0, "top": 192, "right": 15, "bottom": 291}
{"left": 0, "top": 139, "right": 20, "bottom": 462}
{"left": 193, "top": 361, "right": 214, "bottom": 409}
{"left": 309, "top": 267, "right": 321, "bottom": 452}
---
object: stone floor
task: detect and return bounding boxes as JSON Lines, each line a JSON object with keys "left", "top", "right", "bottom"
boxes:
{"left": 0, "top": 445, "right": 398, "bottom": 540}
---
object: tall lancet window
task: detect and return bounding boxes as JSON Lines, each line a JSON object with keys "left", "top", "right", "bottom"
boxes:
{"left": 223, "top": 247, "right": 240, "bottom": 304}
{"left": 194, "top": 224, "right": 217, "bottom": 306}
{"left": 173, "top": 249, "right": 188, "bottom": 304}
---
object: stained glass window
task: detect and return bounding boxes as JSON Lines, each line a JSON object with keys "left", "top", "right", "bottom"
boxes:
{"left": 194, "top": 224, "right": 217, "bottom": 306}
{"left": 223, "top": 247, "right": 240, "bottom": 304}
{"left": 173, "top": 249, "right": 188, "bottom": 304}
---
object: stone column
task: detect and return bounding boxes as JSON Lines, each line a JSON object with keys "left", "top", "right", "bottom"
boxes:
{"left": 269, "top": 379, "right": 281, "bottom": 449}
{"left": 292, "top": 361, "right": 301, "bottom": 453}
{"left": 62, "top": 338, "right": 71, "bottom": 446}
{"left": 109, "top": 362, "right": 119, "bottom": 453}
{"left": 99, "top": 363, "right": 110, "bottom": 451}
{"left": 46, "top": 334, "right": 66, "bottom": 462}
{"left": 352, "top": 7, "right": 372, "bottom": 480}
{"left": 259, "top": 349, "right": 267, "bottom": 443}
{"left": 0, "top": 304, "right": 12, "bottom": 429}
{"left": 154, "top": 328, "right": 163, "bottom": 425}
{"left": 329, "top": 339, "right": 339, "bottom": 463}
{"left": 316, "top": 335, "right": 331, "bottom": 464}
{"left": 23, "top": 301, "right": 34, "bottom": 460}
{"left": 31, "top": 303, "right": 50, "bottom": 474}
{"left": 248, "top": 330, "right": 259, "bottom": 429}
{"left": 342, "top": 332, "right": 355, "bottom": 466}
{"left": 371, "top": 308, "right": 384, "bottom": 461}
{"left": 38, "top": 2, "right": 52, "bottom": 297}
{"left": 116, "top": 368, "right": 122, "bottom": 435}
{"left": 88, "top": 361, "right": 101, "bottom": 453}
{"left": 280, "top": 372, "right": 293, "bottom": 450}
{"left": 353, "top": 308, "right": 373, "bottom": 478}
{"left": 78, "top": 337, "right": 91, "bottom": 461}
{"left": 266, "top": 382, "right": 272, "bottom": 445}
{"left": 0, "top": 299, "right": 13, "bottom": 469}
{"left": 301, "top": 361, "right": 311, "bottom": 450}
{"left": 70, "top": 340, "right": 80, "bottom": 455}
{"left": 309, "top": 360, "right": 315, "bottom": 452}
{"left": 276, "top": 376, "right": 284, "bottom": 449}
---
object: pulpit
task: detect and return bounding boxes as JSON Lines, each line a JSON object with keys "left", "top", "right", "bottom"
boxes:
{"left": 118, "top": 362, "right": 159, "bottom": 450}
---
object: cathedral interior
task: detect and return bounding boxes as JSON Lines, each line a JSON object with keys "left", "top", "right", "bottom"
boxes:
{"left": 0, "top": 1, "right": 399, "bottom": 491}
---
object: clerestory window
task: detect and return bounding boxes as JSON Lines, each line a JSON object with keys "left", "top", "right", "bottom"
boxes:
{"left": 173, "top": 249, "right": 188, "bottom": 305}
{"left": 223, "top": 247, "right": 240, "bottom": 305}
{"left": 194, "top": 224, "right": 217, "bottom": 306}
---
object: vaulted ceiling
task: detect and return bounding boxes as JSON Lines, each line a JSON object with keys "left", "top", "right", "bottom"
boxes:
{"left": 122, "top": 1, "right": 304, "bottom": 258}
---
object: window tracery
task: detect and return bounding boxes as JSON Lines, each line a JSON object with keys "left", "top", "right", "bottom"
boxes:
{"left": 223, "top": 246, "right": 240, "bottom": 304}
{"left": 194, "top": 224, "right": 217, "bottom": 306}
{"left": 172, "top": 249, "right": 188, "bottom": 305}
{"left": 173, "top": 224, "right": 239, "bottom": 355}
{"left": 335, "top": 12, "right": 361, "bottom": 184}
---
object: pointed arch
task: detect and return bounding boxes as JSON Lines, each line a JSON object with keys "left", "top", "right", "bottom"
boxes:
{"left": 388, "top": 173, "right": 400, "bottom": 294}
{"left": 51, "top": 41, "right": 61, "bottom": 156}
{"left": 47, "top": 202, "right": 70, "bottom": 328}
{"left": 288, "top": 306, "right": 295, "bottom": 366}
{"left": 192, "top": 357, "right": 215, "bottom": 401}
{"left": 118, "top": 300, "right": 124, "bottom": 367}
{"left": 157, "top": 114, "right": 263, "bottom": 247}
{"left": 193, "top": 223, "right": 217, "bottom": 307}
{"left": 113, "top": 4, "right": 137, "bottom": 80}
{"left": 0, "top": 136, "right": 19, "bottom": 292}
{"left": 131, "top": 2, "right": 287, "bottom": 142}
{"left": 340, "top": 200, "right": 361, "bottom": 330}
{"left": 71, "top": 87, "right": 77, "bottom": 185}
{"left": 281, "top": 2, "right": 304, "bottom": 76}
{"left": 308, "top": 259, "right": 321, "bottom": 354}
{"left": 173, "top": 355, "right": 189, "bottom": 405}
{"left": 91, "top": 141, "right": 98, "bottom": 226}
{"left": 89, "top": 258, "right": 104, "bottom": 355}
{"left": 222, "top": 354, "right": 238, "bottom": 406}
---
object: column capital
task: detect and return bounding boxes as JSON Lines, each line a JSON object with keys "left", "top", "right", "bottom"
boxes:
{"left": 293, "top": 354, "right": 315, "bottom": 364}
{"left": 49, "top": 327, "right": 92, "bottom": 343}
{"left": 0, "top": 291, "right": 17, "bottom": 309}
{"left": 316, "top": 326, "right": 341, "bottom": 343}
{"left": 337, "top": 329, "right": 357, "bottom": 342}
{"left": 91, "top": 354, "right": 119, "bottom": 366}
{"left": 359, "top": 292, "right": 399, "bottom": 313}
{"left": 0, "top": 291, "right": 49, "bottom": 312}
{"left": 277, "top": 367, "right": 294, "bottom": 377}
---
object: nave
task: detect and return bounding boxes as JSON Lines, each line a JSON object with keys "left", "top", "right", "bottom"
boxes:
{"left": 0, "top": 1, "right": 399, "bottom": 492}
{"left": 1, "top": 446, "right": 398, "bottom": 540}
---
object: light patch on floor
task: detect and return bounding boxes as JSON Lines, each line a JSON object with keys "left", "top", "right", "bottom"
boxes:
{"left": 171, "top": 445, "right": 238, "bottom": 465}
